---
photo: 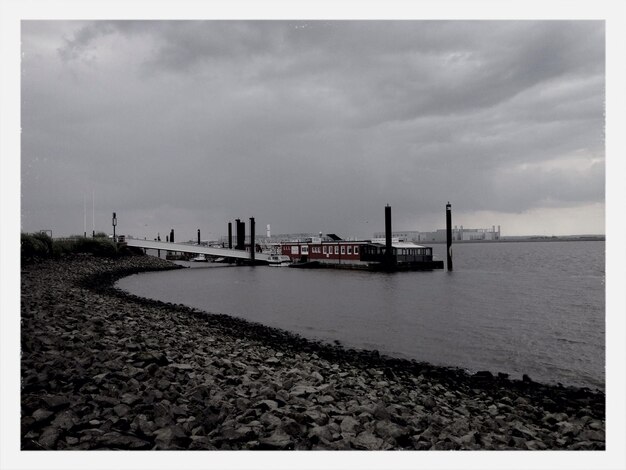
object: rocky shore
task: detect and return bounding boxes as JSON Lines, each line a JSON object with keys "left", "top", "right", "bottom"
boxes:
{"left": 21, "top": 254, "right": 605, "bottom": 450}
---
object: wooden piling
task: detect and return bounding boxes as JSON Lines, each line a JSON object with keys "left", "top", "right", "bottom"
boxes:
{"left": 446, "top": 202, "right": 453, "bottom": 271}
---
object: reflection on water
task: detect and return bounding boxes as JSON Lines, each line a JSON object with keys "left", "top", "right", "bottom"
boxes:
{"left": 118, "top": 241, "right": 605, "bottom": 390}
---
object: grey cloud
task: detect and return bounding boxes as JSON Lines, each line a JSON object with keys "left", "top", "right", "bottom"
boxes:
{"left": 21, "top": 20, "right": 605, "bottom": 238}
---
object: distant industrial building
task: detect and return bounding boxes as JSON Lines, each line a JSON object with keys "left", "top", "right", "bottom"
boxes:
{"left": 374, "top": 225, "right": 501, "bottom": 242}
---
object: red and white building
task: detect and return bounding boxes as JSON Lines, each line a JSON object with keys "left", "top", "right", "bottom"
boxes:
{"left": 280, "top": 236, "right": 442, "bottom": 269}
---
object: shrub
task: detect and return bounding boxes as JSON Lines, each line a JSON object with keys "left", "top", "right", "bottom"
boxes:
{"left": 31, "top": 232, "right": 53, "bottom": 257}
{"left": 70, "top": 237, "right": 117, "bottom": 257}
{"left": 21, "top": 233, "right": 49, "bottom": 260}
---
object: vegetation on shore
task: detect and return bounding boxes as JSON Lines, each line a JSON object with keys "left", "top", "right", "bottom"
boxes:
{"left": 20, "top": 232, "right": 141, "bottom": 261}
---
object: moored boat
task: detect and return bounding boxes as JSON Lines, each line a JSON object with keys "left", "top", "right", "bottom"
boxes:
{"left": 267, "top": 254, "right": 292, "bottom": 267}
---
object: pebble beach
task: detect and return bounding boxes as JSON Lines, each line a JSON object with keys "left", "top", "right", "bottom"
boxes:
{"left": 21, "top": 254, "right": 605, "bottom": 450}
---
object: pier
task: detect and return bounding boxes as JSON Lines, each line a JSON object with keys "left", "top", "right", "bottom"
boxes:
{"left": 125, "top": 238, "right": 272, "bottom": 264}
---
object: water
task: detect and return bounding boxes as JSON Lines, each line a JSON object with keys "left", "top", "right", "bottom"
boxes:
{"left": 117, "top": 241, "right": 605, "bottom": 390}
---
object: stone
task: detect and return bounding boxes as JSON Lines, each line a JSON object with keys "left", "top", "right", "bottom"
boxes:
{"left": 308, "top": 425, "right": 333, "bottom": 443}
{"left": 38, "top": 426, "right": 60, "bottom": 449}
{"left": 254, "top": 399, "right": 279, "bottom": 411}
{"left": 41, "top": 395, "right": 71, "bottom": 411}
{"left": 512, "top": 423, "right": 537, "bottom": 439}
{"left": 352, "top": 430, "right": 384, "bottom": 450}
{"left": 289, "top": 384, "right": 317, "bottom": 397}
{"left": 422, "top": 397, "right": 436, "bottom": 409}
{"left": 97, "top": 432, "right": 151, "bottom": 449}
{"left": 153, "top": 425, "right": 189, "bottom": 449}
{"left": 525, "top": 439, "right": 548, "bottom": 450}
{"left": 281, "top": 418, "right": 302, "bottom": 437}
{"left": 31, "top": 408, "right": 54, "bottom": 424}
{"left": 258, "top": 429, "right": 294, "bottom": 449}
{"left": 578, "top": 429, "right": 604, "bottom": 442}
{"left": 304, "top": 409, "right": 328, "bottom": 426}
{"left": 51, "top": 410, "right": 78, "bottom": 431}
{"left": 340, "top": 416, "right": 360, "bottom": 435}
{"left": 113, "top": 404, "right": 132, "bottom": 417}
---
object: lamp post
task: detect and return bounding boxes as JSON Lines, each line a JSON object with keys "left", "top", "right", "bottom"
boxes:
{"left": 112, "top": 212, "right": 117, "bottom": 243}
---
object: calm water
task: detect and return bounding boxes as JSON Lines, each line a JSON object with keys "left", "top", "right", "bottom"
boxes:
{"left": 117, "top": 241, "right": 605, "bottom": 390}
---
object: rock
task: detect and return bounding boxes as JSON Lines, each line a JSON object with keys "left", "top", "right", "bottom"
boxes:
{"left": 578, "top": 429, "right": 604, "bottom": 441}
{"left": 31, "top": 408, "right": 54, "bottom": 424}
{"left": 311, "top": 371, "right": 324, "bottom": 382}
{"left": 97, "top": 432, "right": 151, "bottom": 449}
{"left": 254, "top": 399, "right": 279, "bottom": 411}
{"left": 512, "top": 423, "right": 537, "bottom": 439}
{"left": 51, "top": 409, "right": 78, "bottom": 431}
{"left": 472, "top": 370, "right": 493, "bottom": 379}
{"left": 289, "top": 384, "right": 317, "bottom": 397}
{"left": 113, "top": 404, "right": 132, "bottom": 417}
{"left": 258, "top": 429, "right": 294, "bottom": 449}
{"left": 153, "top": 425, "right": 189, "bottom": 449}
{"left": 374, "top": 420, "right": 405, "bottom": 440}
{"left": 339, "top": 416, "right": 360, "bottom": 435}
{"left": 556, "top": 421, "right": 582, "bottom": 437}
{"left": 259, "top": 412, "right": 282, "bottom": 429}
{"left": 352, "top": 430, "right": 384, "bottom": 450}
{"left": 120, "top": 393, "right": 142, "bottom": 406}
{"left": 458, "top": 430, "right": 477, "bottom": 446}
{"left": 38, "top": 426, "right": 60, "bottom": 449}
{"left": 170, "top": 362, "right": 194, "bottom": 370}
{"left": 221, "top": 425, "right": 256, "bottom": 442}
{"left": 308, "top": 425, "right": 333, "bottom": 443}
{"left": 41, "top": 395, "right": 71, "bottom": 411}
{"left": 422, "top": 397, "right": 436, "bottom": 409}
{"left": 525, "top": 439, "right": 548, "bottom": 450}
{"left": 280, "top": 418, "right": 302, "bottom": 437}
{"left": 304, "top": 409, "right": 328, "bottom": 426}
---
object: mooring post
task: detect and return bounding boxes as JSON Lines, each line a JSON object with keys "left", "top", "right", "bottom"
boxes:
{"left": 385, "top": 204, "right": 393, "bottom": 266}
{"left": 446, "top": 202, "right": 453, "bottom": 271}
{"left": 228, "top": 222, "right": 233, "bottom": 249}
{"left": 250, "top": 217, "right": 255, "bottom": 261}
{"left": 234, "top": 219, "right": 241, "bottom": 249}
{"left": 236, "top": 219, "right": 245, "bottom": 251}
{"left": 197, "top": 229, "right": 201, "bottom": 245}
{"left": 170, "top": 229, "right": 175, "bottom": 243}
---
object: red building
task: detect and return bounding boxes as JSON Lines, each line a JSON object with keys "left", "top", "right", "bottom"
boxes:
{"left": 280, "top": 237, "right": 442, "bottom": 270}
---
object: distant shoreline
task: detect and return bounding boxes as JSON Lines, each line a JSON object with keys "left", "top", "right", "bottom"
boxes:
{"left": 424, "top": 236, "right": 605, "bottom": 244}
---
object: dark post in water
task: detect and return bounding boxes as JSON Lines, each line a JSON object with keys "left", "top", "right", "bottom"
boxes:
{"left": 197, "top": 229, "right": 200, "bottom": 245}
{"left": 446, "top": 202, "right": 453, "bottom": 271}
{"left": 385, "top": 204, "right": 394, "bottom": 266}
{"left": 234, "top": 219, "right": 241, "bottom": 249}
{"left": 235, "top": 219, "right": 245, "bottom": 250}
{"left": 170, "top": 229, "right": 175, "bottom": 244}
{"left": 250, "top": 217, "right": 255, "bottom": 261}
{"left": 228, "top": 222, "right": 232, "bottom": 249}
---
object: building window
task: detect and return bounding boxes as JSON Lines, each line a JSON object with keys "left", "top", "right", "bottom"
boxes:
{"left": 301, "top": 246, "right": 309, "bottom": 255}
{"left": 291, "top": 246, "right": 299, "bottom": 254}
{"left": 341, "top": 246, "right": 345, "bottom": 255}
{"left": 334, "top": 246, "right": 339, "bottom": 255}
{"left": 323, "top": 246, "right": 327, "bottom": 254}
{"left": 354, "top": 246, "right": 359, "bottom": 254}
{"left": 347, "top": 246, "right": 352, "bottom": 255}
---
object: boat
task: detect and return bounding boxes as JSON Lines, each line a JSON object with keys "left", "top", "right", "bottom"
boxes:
{"left": 190, "top": 254, "right": 208, "bottom": 262}
{"left": 267, "top": 254, "right": 292, "bottom": 267}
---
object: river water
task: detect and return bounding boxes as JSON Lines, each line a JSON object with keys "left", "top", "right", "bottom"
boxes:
{"left": 116, "top": 241, "right": 605, "bottom": 390}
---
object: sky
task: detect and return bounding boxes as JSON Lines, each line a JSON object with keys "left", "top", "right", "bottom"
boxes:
{"left": 20, "top": 20, "right": 606, "bottom": 240}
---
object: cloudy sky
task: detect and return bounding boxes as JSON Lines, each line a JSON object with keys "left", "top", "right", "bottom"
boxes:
{"left": 21, "top": 20, "right": 605, "bottom": 240}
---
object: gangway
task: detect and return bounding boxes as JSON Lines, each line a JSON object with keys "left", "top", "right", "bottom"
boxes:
{"left": 125, "top": 238, "right": 272, "bottom": 263}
